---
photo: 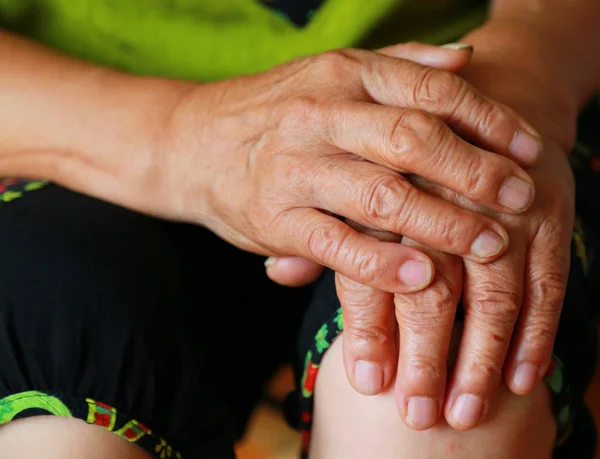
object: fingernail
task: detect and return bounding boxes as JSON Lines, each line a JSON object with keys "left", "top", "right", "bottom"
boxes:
{"left": 264, "top": 257, "right": 277, "bottom": 268}
{"left": 512, "top": 363, "right": 539, "bottom": 394}
{"left": 451, "top": 393, "right": 483, "bottom": 427}
{"left": 470, "top": 230, "right": 505, "bottom": 259}
{"left": 498, "top": 176, "right": 534, "bottom": 212}
{"left": 440, "top": 42, "right": 474, "bottom": 51}
{"left": 354, "top": 360, "right": 384, "bottom": 395}
{"left": 398, "top": 260, "right": 432, "bottom": 288}
{"left": 407, "top": 397, "right": 438, "bottom": 429}
{"left": 510, "top": 130, "right": 543, "bottom": 163}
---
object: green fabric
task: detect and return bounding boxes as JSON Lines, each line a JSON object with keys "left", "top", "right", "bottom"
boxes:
{"left": 0, "top": 0, "right": 486, "bottom": 82}
{"left": 0, "top": 391, "right": 72, "bottom": 423}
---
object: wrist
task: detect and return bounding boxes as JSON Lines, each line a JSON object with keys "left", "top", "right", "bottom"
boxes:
{"left": 488, "top": 1, "right": 600, "bottom": 102}
{"left": 51, "top": 71, "right": 198, "bottom": 217}
{"left": 152, "top": 80, "right": 224, "bottom": 225}
{"left": 459, "top": 21, "right": 578, "bottom": 150}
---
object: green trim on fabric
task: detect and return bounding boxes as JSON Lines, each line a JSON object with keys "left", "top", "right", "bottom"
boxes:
{"left": 0, "top": 391, "right": 72, "bottom": 423}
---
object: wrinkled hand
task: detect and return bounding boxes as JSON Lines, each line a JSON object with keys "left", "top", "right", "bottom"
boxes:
{"left": 164, "top": 42, "right": 542, "bottom": 294}
{"left": 437, "top": 140, "right": 573, "bottom": 430}
{"left": 268, "top": 44, "right": 576, "bottom": 431}
{"left": 272, "top": 128, "right": 573, "bottom": 432}
{"left": 435, "top": 45, "right": 577, "bottom": 430}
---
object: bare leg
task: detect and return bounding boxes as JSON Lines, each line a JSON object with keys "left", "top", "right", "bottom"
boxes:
{"left": 0, "top": 416, "right": 151, "bottom": 458}
{"left": 310, "top": 327, "right": 556, "bottom": 459}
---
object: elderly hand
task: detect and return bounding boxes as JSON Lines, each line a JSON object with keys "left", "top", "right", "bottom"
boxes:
{"left": 268, "top": 38, "right": 577, "bottom": 431}
{"left": 162, "top": 42, "right": 542, "bottom": 295}
{"left": 434, "top": 30, "right": 577, "bottom": 429}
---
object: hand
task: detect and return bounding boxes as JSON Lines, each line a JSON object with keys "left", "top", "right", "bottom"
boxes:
{"left": 262, "top": 42, "right": 478, "bottom": 288}
{"left": 268, "top": 40, "right": 576, "bottom": 432}
{"left": 276, "top": 124, "right": 572, "bottom": 432}
{"left": 161, "top": 42, "right": 542, "bottom": 294}
{"left": 440, "top": 140, "right": 573, "bottom": 430}
{"left": 436, "top": 38, "right": 576, "bottom": 430}
{"left": 373, "top": 48, "right": 576, "bottom": 430}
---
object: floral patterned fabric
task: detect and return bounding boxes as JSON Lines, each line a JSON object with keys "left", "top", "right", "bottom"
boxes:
{"left": 0, "top": 391, "right": 181, "bottom": 458}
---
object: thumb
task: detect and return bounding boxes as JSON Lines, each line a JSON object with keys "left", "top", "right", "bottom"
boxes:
{"left": 265, "top": 256, "right": 325, "bottom": 286}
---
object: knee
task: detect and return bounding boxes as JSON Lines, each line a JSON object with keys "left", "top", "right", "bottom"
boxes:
{"left": 0, "top": 187, "right": 188, "bottom": 394}
{"left": 310, "top": 335, "right": 556, "bottom": 459}
{"left": 0, "top": 417, "right": 151, "bottom": 459}
{"left": 0, "top": 186, "right": 182, "bottom": 320}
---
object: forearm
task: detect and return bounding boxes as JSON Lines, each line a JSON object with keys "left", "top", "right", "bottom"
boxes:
{"left": 465, "top": 1, "right": 600, "bottom": 112}
{"left": 0, "top": 30, "right": 191, "bottom": 208}
{"left": 454, "top": 2, "right": 600, "bottom": 150}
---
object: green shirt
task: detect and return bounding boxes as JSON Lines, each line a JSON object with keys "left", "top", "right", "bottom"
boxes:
{"left": 0, "top": 0, "right": 486, "bottom": 82}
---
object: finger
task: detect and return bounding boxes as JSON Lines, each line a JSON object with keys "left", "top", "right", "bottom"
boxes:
{"left": 278, "top": 207, "right": 435, "bottom": 293}
{"left": 394, "top": 239, "right": 463, "bottom": 430}
{"left": 309, "top": 157, "right": 510, "bottom": 263}
{"left": 377, "top": 41, "right": 473, "bottom": 72}
{"left": 337, "top": 272, "right": 397, "bottom": 396}
{"left": 504, "top": 220, "right": 571, "bottom": 395}
{"left": 264, "top": 220, "right": 400, "bottom": 287}
{"left": 336, "top": 221, "right": 402, "bottom": 395}
{"left": 444, "top": 241, "right": 526, "bottom": 430}
{"left": 321, "top": 101, "right": 535, "bottom": 214}
{"left": 352, "top": 49, "right": 543, "bottom": 165}
{"left": 264, "top": 256, "right": 325, "bottom": 286}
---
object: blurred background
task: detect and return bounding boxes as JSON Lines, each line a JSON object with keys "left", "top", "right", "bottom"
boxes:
{"left": 236, "top": 365, "right": 300, "bottom": 459}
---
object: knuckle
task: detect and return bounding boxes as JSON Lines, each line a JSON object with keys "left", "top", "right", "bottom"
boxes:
{"left": 399, "top": 209, "right": 463, "bottom": 250}
{"left": 361, "top": 175, "right": 408, "bottom": 223}
{"left": 307, "top": 221, "right": 387, "bottom": 286}
{"left": 521, "top": 323, "right": 558, "bottom": 350}
{"left": 427, "top": 117, "right": 453, "bottom": 158}
{"left": 384, "top": 110, "right": 446, "bottom": 166}
{"left": 426, "top": 214, "right": 464, "bottom": 249}
{"left": 472, "top": 283, "right": 521, "bottom": 318}
{"left": 354, "top": 250, "right": 386, "bottom": 287}
{"left": 422, "top": 120, "right": 461, "bottom": 173}
{"left": 346, "top": 324, "right": 392, "bottom": 352}
{"left": 336, "top": 273, "right": 382, "bottom": 306}
{"left": 529, "top": 271, "right": 567, "bottom": 308}
{"left": 279, "top": 95, "right": 322, "bottom": 129}
{"left": 460, "top": 154, "right": 496, "bottom": 202}
{"left": 469, "top": 358, "right": 502, "bottom": 382}
{"left": 470, "top": 97, "right": 508, "bottom": 138}
{"left": 313, "top": 49, "right": 362, "bottom": 81}
{"left": 397, "top": 108, "right": 434, "bottom": 134}
{"left": 407, "top": 355, "right": 443, "bottom": 381}
{"left": 446, "top": 78, "right": 478, "bottom": 117}
{"left": 382, "top": 110, "right": 421, "bottom": 157}
{"left": 305, "top": 220, "right": 345, "bottom": 264}
{"left": 412, "top": 67, "right": 461, "bottom": 109}
{"left": 421, "top": 280, "right": 456, "bottom": 313}
{"left": 397, "top": 279, "right": 456, "bottom": 321}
